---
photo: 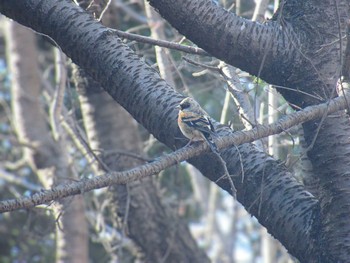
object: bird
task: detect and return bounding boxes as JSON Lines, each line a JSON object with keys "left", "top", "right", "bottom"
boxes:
{"left": 176, "top": 97, "right": 218, "bottom": 153}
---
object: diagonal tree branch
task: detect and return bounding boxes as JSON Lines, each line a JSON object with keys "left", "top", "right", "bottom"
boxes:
{"left": 147, "top": 1, "right": 350, "bottom": 261}
{"left": 0, "top": 0, "right": 344, "bottom": 261}
{"left": 114, "top": 29, "right": 209, "bottom": 56}
{"left": 0, "top": 93, "right": 347, "bottom": 211}
{"left": 147, "top": 0, "right": 294, "bottom": 90}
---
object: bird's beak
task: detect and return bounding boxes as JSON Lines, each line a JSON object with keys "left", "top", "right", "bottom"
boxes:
{"left": 176, "top": 105, "right": 181, "bottom": 110}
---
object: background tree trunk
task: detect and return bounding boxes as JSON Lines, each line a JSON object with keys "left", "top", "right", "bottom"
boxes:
{"left": 76, "top": 69, "right": 209, "bottom": 262}
{"left": 4, "top": 20, "right": 89, "bottom": 263}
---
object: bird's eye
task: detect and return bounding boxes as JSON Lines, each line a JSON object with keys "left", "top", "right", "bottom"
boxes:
{"left": 180, "top": 102, "right": 190, "bottom": 109}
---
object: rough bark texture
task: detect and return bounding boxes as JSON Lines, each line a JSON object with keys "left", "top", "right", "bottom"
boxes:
{"left": 2, "top": 0, "right": 348, "bottom": 261}
{"left": 147, "top": 0, "right": 350, "bottom": 261}
{"left": 5, "top": 20, "right": 89, "bottom": 263}
{"left": 73, "top": 4, "right": 209, "bottom": 261}
{"left": 76, "top": 69, "right": 210, "bottom": 262}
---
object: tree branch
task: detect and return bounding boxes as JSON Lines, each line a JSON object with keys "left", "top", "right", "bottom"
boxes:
{"left": 113, "top": 29, "right": 209, "bottom": 56}
{"left": 0, "top": 1, "right": 338, "bottom": 260}
{"left": 1, "top": 94, "right": 348, "bottom": 213}
{"left": 147, "top": 0, "right": 293, "bottom": 87}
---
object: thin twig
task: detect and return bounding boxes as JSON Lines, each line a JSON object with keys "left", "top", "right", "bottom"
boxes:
{"left": 103, "top": 149, "right": 151, "bottom": 162}
{"left": 183, "top": 56, "right": 218, "bottom": 70}
{"left": 97, "top": 0, "right": 112, "bottom": 21}
{"left": 0, "top": 94, "right": 348, "bottom": 213}
{"left": 112, "top": 29, "right": 209, "bottom": 56}
{"left": 214, "top": 151, "right": 237, "bottom": 198}
{"left": 50, "top": 49, "right": 67, "bottom": 141}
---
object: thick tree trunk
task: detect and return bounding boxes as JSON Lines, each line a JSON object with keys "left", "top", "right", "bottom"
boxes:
{"left": 147, "top": 0, "right": 350, "bottom": 261}
{"left": 76, "top": 70, "right": 210, "bottom": 262}
{"left": 5, "top": 21, "right": 89, "bottom": 263}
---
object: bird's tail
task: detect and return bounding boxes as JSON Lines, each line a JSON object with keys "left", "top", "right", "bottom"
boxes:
{"left": 204, "top": 134, "right": 219, "bottom": 154}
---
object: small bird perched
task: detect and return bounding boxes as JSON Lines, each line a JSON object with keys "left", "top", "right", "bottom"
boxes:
{"left": 177, "top": 97, "right": 218, "bottom": 153}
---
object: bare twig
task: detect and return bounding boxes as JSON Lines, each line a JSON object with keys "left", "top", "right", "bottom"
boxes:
{"left": 50, "top": 49, "right": 67, "bottom": 141}
{"left": 103, "top": 149, "right": 151, "bottom": 162}
{"left": 213, "top": 151, "right": 237, "bottom": 198}
{"left": 0, "top": 94, "right": 348, "bottom": 213}
{"left": 183, "top": 56, "right": 218, "bottom": 70}
{"left": 218, "top": 62, "right": 257, "bottom": 130}
{"left": 112, "top": 29, "right": 209, "bottom": 56}
{"left": 97, "top": 0, "right": 112, "bottom": 21}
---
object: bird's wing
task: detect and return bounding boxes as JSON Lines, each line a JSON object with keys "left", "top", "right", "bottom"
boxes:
{"left": 180, "top": 112, "right": 218, "bottom": 153}
{"left": 181, "top": 115, "right": 215, "bottom": 134}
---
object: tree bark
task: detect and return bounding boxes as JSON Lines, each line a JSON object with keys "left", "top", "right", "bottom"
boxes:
{"left": 147, "top": 0, "right": 350, "bottom": 261}
{"left": 76, "top": 69, "right": 209, "bottom": 262}
{"left": 2, "top": 0, "right": 347, "bottom": 261}
{"left": 4, "top": 20, "right": 89, "bottom": 263}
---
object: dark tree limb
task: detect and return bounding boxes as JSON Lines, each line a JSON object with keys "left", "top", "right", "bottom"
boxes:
{"left": 147, "top": 0, "right": 350, "bottom": 261}
{"left": 1, "top": 0, "right": 348, "bottom": 261}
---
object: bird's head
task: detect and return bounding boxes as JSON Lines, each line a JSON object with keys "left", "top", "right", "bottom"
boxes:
{"left": 177, "top": 97, "right": 197, "bottom": 111}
